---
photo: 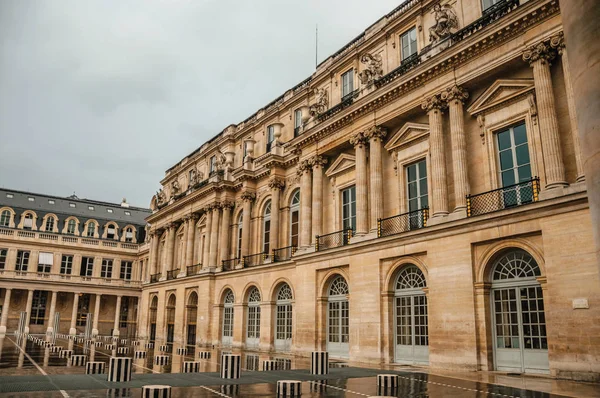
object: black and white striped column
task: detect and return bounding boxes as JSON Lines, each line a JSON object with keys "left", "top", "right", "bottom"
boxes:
{"left": 154, "top": 355, "right": 170, "bottom": 366}
{"left": 182, "top": 361, "right": 200, "bottom": 373}
{"left": 145, "top": 342, "right": 154, "bottom": 349}
{"left": 95, "top": 341, "right": 103, "bottom": 347}
{"left": 50, "top": 346, "right": 61, "bottom": 353}
{"left": 176, "top": 347, "right": 186, "bottom": 356}
{"left": 70, "top": 355, "right": 87, "bottom": 366}
{"left": 104, "top": 343, "right": 116, "bottom": 350}
{"left": 120, "top": 339, "right": 128, "bottom": 345}
{"left": 142, "top": 385, "right": 171, "bottom": 398}
{"left": 220, "top": 354, "right": 241, "bottom": 379}
{"left": 377, "top": 374, "right": 399, "bottom": 394}
{"left": 85, "top": 361, "right": 106, "bottom": 374}
{"left": 310, "top": 352, "right": 329, "bottom": 375}
{"left": 159, "top": 345, "right": 168, "bottom": 353}
{"left": 262, "top": 360, "right": 278, "bottom": 371}
{"left": 59, "top": 349, "right": 73, "bottom": 358}
{"left": 135, "top": 351, "right": 147, "bottom": 359}
{"left": 117, "top": 347, "right": 129, "bottom": 355}
{"left": 107, "top": 357, "right": 132, "bottom": 382}
{"left": 277, "top": 380, "right": 302, "bottom": 397}
{"left": 276, "top": 358, "right": 292, "bottom": 370}
{"left": 133, "top": 341, "right": 141, "bottom": 346}
{"left": 197, "top": 351, "right": 211, "bottom": 359}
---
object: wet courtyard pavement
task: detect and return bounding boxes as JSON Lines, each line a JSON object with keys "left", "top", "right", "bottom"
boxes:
{"left": 0, "top": 335, "right": 597, "bottom": 397}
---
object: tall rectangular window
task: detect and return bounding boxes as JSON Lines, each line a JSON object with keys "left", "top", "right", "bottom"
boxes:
{"left": 23, "top": 215, "right": 33, "bottom": 230}
{"left": 209, "top": 155, "right": 216, "bottom": 173}
{"left": 406, "top": 160, "right": 428, "bottom": 211}
{"left": 45, "top": 217, "right": 55, "bottom": 232}
{"left": 60, "top": 255, "right": 73, "bottom": 275}
{"left": 86, "top": 223, "right": 95, "bottom": 237}
{"left": 482, "top": 0, "right": 502, "bottom": 12}
{"left": 119, "top": 297, "right": 129, "bottom": 328}
{"left": 120, "top": 261, "right": 133, "bottom": 280}
{"left": 294, "top": 109, "right": 302, "bottom": 137}
{"left": 80, "top": 256, "right": 94, "bottom": 277}
{"left": 341, "top": 186, "right": 356, "bottom": 232}
{"left": 0, "top": 211, "right": 10, "bottom": 226}
{"left": 0, "top": 249, "right": 7, "bottom": 270}
{"left": 16, "top": 250, "right": 30, "bottom": 272}
{"left": 76, "top": 294, "right": 90, "bottom": 326}
{"left": 106, "top": 225, "right": 116, "bottom": 240}
{"left": 401, "top": 27, "right": 418, "bottom": 61}
{"left": 266, "top": 125, "right": 275, "bottom": 152}
{"left": 37, "top": 252, "right": 53, "bottom": 273}
{"left": 30, "top": 291, "right": 47, "bottom": 325}
{"left": 341, "top": 69, "right": 354, "bottom": 100}
{"left": 101, "top": 259, "right": 113, "bottom": 278}
{"left": 497, "top": 122, "right": 531, "bottom": 187}
{"left": 243, "top": 141, "right": 249, "bottom": 159}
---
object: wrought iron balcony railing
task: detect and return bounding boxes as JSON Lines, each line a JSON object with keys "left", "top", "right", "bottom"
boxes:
{"left": 222, "top": 258, "right": 239, "bottom": 271}
{"left": 377, "top": 208, "right": 429, "bottom": 238}
{"left": 186, "top": 264, "right": 200, "bottom": 276}
{"left": 166, "top": 269, "right": 179, "bottom": 280}
{"left": 466, "top": 177, "right": 540, "bottom": 217}
{"left": 272, "top": 246, "right": 297, "bottom": 262}
{"left": 150, "top": 273, "right": 160, "bottom": 283}
{"left": 243, "top": 252, "right": 268, "bottom": 268}
{"left": 315, "top": 228, "right": 353, "bottom": 252}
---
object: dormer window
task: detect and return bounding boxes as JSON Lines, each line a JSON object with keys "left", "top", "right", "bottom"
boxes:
{"left": 107, "top": 208, "right": 113, "bottom": 213}
{"left": 125, "top": 211, "right": 131, "bottom": 216}
{"left": 23, "top": 214, "right": 33, "bottom": 230}
{"left": 341, "top": 69, "right": 354, "bottom": 100}
{"left": 0, "top": 210, "right": 10, "bottom": 227}
{"left": 67, "top": 219, "right": 76, "bottom": 235}
{"left": 6, "top": 194, "right": 13, "bottom": 199}
{"left": 48, "top": 200, "right": 55, "bottom": 204}
{"left": 107, "top": 225, "right": 116, "bottom": 239}
{"left": 266, "top": 125, "right": 275, "bottom": 152}
{"left": 86, "top": 223, "right": 95, "bottom": 237}
{"left": 28, "top": 197, "right": 35, "bottom": 202}
{"left": 45, "top": 217, "right": 55, "bottom": 232}
{"left": 125, "top": 227, "right": 133, "bottom": 242}
{"left": 69, "top": 203, "right": 76, "bottom": 208}
{"left": 88, "top": 206, "right": 94, "bottom": 211}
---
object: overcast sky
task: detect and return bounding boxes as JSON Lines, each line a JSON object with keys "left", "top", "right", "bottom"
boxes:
{"left": 0, "top": 0, "right": 401, "bottom": 208}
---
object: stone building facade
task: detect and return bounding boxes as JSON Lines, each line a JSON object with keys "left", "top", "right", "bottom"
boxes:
{"left": 0, "top": 189, "right": 151, "bottom": 337}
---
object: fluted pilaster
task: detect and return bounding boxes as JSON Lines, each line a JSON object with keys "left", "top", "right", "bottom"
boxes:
{"left": 202, "top": 209, "right": 212, "bottom": 269}
{"left": 310, "top": 156, "right": 327, "bottom": 238}
{"left": 209, "top": 205, "right": 221, "bottom": 268}
{"left": 184, "top": 214, "right": 198, "bottom": 269}
{"left": 163, "top": 222, "right": 177, "bottom": 279}
{"left": 365, "top": 126, "right": 387, "bottom": 230}
{"left": 240, "top": 191, "right": 255, "bottom": 258}
{"left": 219, "top": 201, "right": 234, "bottom": 266}
{"left": 268, "top": 178, "right": 284, "bottom": 253}
{"left": 350, "top": 132, "right": 369, "bottom": 234}
{"left": 422, "top": 95, "right": 449, "bottom": 217}
{"left": 298, "top": 160, "right": 312, "bottom": 247}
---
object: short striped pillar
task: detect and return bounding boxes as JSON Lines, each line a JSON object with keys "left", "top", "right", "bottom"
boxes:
{"left": 117, "top": 347, "right": 129, "bottom": 355}
{"left": 50, "top": 346, "right": 61, "bottom": 353}
{"left": 182, "top": 361, "right": 200, "bottom": 373}
{"left": 277, "top": 380, "right": 302, "bottom": 397}
{"left": 85, "top": 361, "right": 106, "bottom": 374}
{"left": 95, "top": 341, "right": 103, "bottom": 347}
{"left": 108, "top": 357, "right": 132, "bottom": 382}
{"left": 155, "top": 355, "right": 170, "bottom": 366}
{"left": 133, "top": 341, "right": 140, "bottom": 346}
{"left": 120, "top": 339, "right": 128, "bottom": 345}
{"left": 70, "top": 355, "right": 87, "bottom": 366}
{"left": 104, "top": 343, "right": 116, "bottom": 350}
{"left": 262, "top": 360, "right": 278, "bottom": 371}
{"left": 197, "top": 351, "right": 211, "bottom": 359}
{"left": 159, "top": 345, "right": 168, "bottom": 353}
{"left": 142, "top": 385, "right": 171, "bottom": 398}
{"left": 145, "top": 342, "right": 154, "bottom": 349}
{"left": 176, "top": 347, "right": 187, "bottom": 356}
{"left": 134, "top": 351, "right": 147, "bottom": 359}
{"left": 377, "top": 374, "right": 399, "bottom": 394}
{"left": 310, "top": 352, "right": 329, "bottom": 375}
{"left": 59, "top": 349, "right": 73, "bottom": 358}
{"left": 220, "top": 354, "right": 241, "bottom": 379}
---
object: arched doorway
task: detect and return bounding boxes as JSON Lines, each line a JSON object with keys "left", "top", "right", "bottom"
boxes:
{"left": 186, "top": 292, "right": 198, "bottom": 347}
{"left": 490, "top": 249, "right": 548, "bottom": 373}
{"left": 394, "top": 265, "right": 429, "bottom": 364}
{"left": 149, "top": 296, "right": 158, "bottom": 341}
{"left": 274, "top": 283, "right": 293, "bottom": 352}
{"left": 222, "top": 289, "right": 234, "bottom": 346}
{"left": 327, "top": 275, "right": 349, "bottom": 358}
{"left": 246, "top": 287, "right": 261, "bottom": 349}
{"left": 165, "top": 294, "right": 176, "bottom": 347}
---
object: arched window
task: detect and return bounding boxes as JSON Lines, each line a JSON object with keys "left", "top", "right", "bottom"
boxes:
{"left": 0, "top": 210, "right": 10, "bottom": 227}
{"left": 492, "top": 249, "right": 541, "bottom": 281}
{"left": 246, "top": 287, "right": 261, "bottom": 347}
{"left": 186, "top": 292, "right": 198, "bottom": 346}
{"left": 166, "top": 294, "right": 176, "bottom": 344}
{"left": 236, "top": 213, "right": 243, "bottom": 259}
{"left": 263, "top": 201, "right": 271, "bottom": 254}
{"left": 396, "top": 265, "right": 427, "bottom": 290}
{"left": 86, "top": 222, "right": 96, "bottom": 237}
{"left": 327, "top": 275, "right": 349, "bottom": 357}
{"left": 67, "top": 219, "right": 76, "bottom": 235}
{"left": 290, "top": 190, "right": 300, "bottom": 247}
{"left": 23, "top": 213, "right": 33, "bottom": 230}
{"left": 45, "top": 216, "right": 55, "bottom": 232}
{"left": 275, "top": 283, "right": 293, "bottom": 351}
{"left": 106, "top": 223, "right": 116, "bottom": 239}
{"left": 222, "top": 289, "right": 235, "bottom": 346}
{"left": 149, "top": 296, "right": 158, "bottom": 341}
{"left": 329, "top": 276, "right": 349, "bottom": 296}
{"left": 125, "top": 227, "right": 134, "bottom": 242}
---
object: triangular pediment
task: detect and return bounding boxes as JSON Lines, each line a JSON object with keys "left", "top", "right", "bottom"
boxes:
{"left": 384, "top": 122, "right": 429, "bottom": 152}
{"left": 467, "top": 79, "right": 535, "bottom": 115}
{"left": 325, "top": 153, "right": 356, "bottom": 178}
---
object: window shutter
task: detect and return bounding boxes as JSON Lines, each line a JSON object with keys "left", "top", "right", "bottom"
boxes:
{"left": 24, "top": 217, "right": 33, "bottom": 228}
{"left": 39, "top": 252, "right": 54, "bottom": 265}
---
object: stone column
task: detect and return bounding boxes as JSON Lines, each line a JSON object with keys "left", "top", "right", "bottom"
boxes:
{"left": 202, "top": 208, "right": 213, "bottom": 269}
{"left": 0, "top": 288, "right": 12, "bottom": 334}
{"left": 422, "top": 95, "right": 449, "bottom": 217}
{"left": 298, "top": 160, "right": 312, "bottom": 247}
{"left": 441, "top": 85, "right": 470, "bottom": 212}
{"left": 268, "top": 178, "right": 284, "bottom": 253}
{"left": 45, "top": 291, "right": 58, "bottom": 336}
{"left": 209, "top": 205, "right": 221, "bottom": 268}
{"left": 350, "top": 132, "right": 369, "bottom": 234}
{"left": 24, "top": 290, "right": 34, "bottom": 334}
{"left": 184, "top": 214, "right": 198, "bottom": 270}
{"left": 523, "top": 42, "right": 567, "bottom": 189}
{"left": 365, "top": 126, "right": 387, "bottom": 230}
{"left": 240, "top": 192, "right": 255, "bottom": 260}
{"left": 113, "top": 295, "right": 122, "bottom": 337}
{"left": 311, "top": 156, "right": 327, "bottom": 238}
{"left": 219, "top": 202, "right": 234, "bottom": 266}
{"left": 148, "top": 231, "right": 159, "bottom": 278}
{"left": 69, "top": 292, "right": 79, "bottom": 335}
{"left": 559, "top": 0, "right": 600, "bottom": 274}
{"left": 550, "top": 32, "right": 584, "bottom": 182}
{"left": 163, "top": 223, "right": 177, "bottom": 280}
{"left": 92, "top": 294, "right": 101, "bottom": 336}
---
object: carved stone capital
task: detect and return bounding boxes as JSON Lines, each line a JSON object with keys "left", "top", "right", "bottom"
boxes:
{"left": 240, "top": 191, "right": 256, "bottom": 202}
{"left": 363, "top": 125, "right": 387, "bottom": 142}
{"left": 549, "top": 32, "right": 565, "bottom": 55}
{"left": 440, "top": 85, "right": 469, "bottom": 104}
{"left": 309, "top": 155, "right": 328, "bottom": 169}
{"left": 166, "top": 222, "right": 178, "bottom": 230}
{"left": 268, "top": 177, "right": 285, "bottom": 191}
{"left": 220, "top": 200, "right": 235, "bottom": 210}
{"left": 349, "top": 132, "right": 368, "bottom": 148}
{"left": 421, "top": 95, "right": 447, "bottom": 113}
{"left": 296, "top": 159, "right": 312, "bottom": 176}
{"left": 522, "top": 41, "right": 556, "bottom": 66}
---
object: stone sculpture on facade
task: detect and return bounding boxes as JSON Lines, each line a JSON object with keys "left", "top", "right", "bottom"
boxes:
{"left": 358, "top": 53, "right": 383, "bottom": 86}
{"left": 171, "top": 180, "right": 181, "bottom": 197}
{"left": 189, "top": 168, "right": 198, "bottom": 186}
{"left": 429, "top": 3, "right": 459, "bottom": 42}
{"left": 156, "top": 188, "right": 167, "bottom": 206}
{"left": 309, "top": 88, "right": 329, "bottom": 117}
